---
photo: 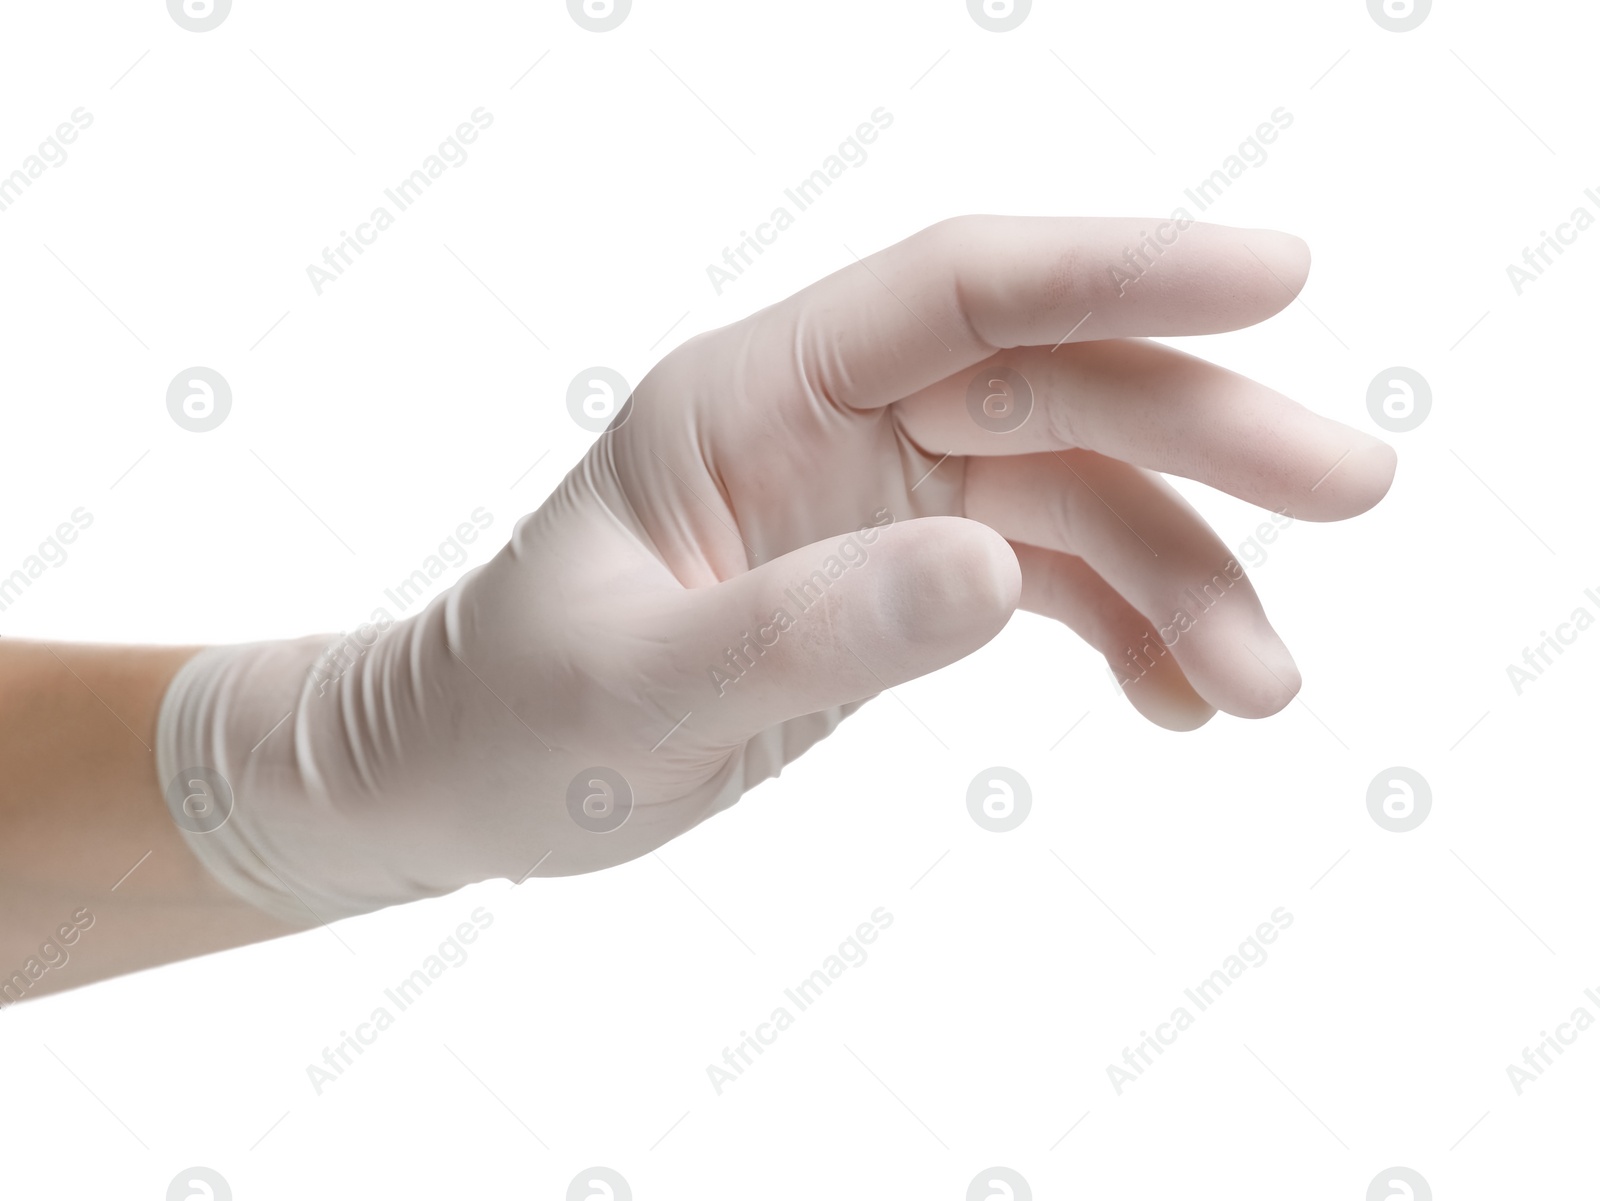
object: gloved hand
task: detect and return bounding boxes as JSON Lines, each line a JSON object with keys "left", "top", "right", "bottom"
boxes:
{"left": 156, "top": 216, "right": 1396, "bottom": 924}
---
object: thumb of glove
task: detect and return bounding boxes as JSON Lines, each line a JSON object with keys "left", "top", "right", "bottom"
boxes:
{"left": 666, "top": 515, "right": 1021, "bottom": 748}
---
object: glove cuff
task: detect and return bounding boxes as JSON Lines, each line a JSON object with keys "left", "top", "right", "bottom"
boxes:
{"left": 154, "top": 636, "right": 393, "bottom": 926}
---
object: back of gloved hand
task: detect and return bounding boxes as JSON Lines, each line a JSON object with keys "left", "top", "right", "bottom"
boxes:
{"left": 157, "top": 216, "right": 1397, "bottom": 924}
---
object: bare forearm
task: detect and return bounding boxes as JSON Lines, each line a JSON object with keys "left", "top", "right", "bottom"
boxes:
{"left": 0, "top": 639, "right": 305, "bottom": 1000}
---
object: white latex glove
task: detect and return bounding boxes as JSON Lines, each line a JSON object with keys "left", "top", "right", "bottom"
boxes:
{"left": 156, "top": 216, "right": 1396, "bottom": 924}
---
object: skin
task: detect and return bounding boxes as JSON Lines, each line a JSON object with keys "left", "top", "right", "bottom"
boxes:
{"left": 0, "top": 216, "right": 1396, "bottom": 997}
{"left": 0, "top": 641, "right": 305, "bottom": 999}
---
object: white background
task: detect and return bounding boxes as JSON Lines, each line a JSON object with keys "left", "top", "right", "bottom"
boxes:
{"left": 1, "top": 1, "right": 1595, "bottom": 1197}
